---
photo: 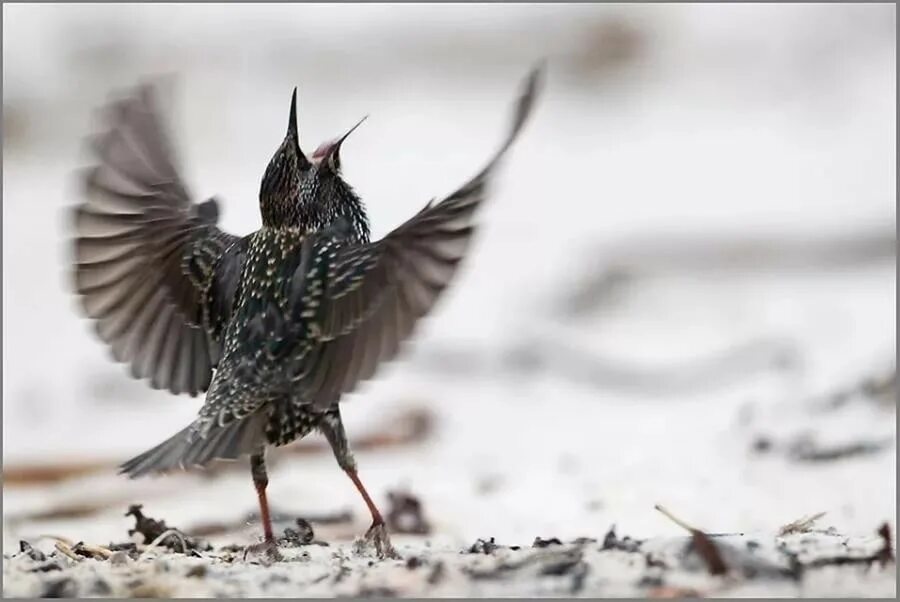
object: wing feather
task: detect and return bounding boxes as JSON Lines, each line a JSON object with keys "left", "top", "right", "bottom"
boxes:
{"left": 71, "top": 82, "right": 244, "bottom": 397}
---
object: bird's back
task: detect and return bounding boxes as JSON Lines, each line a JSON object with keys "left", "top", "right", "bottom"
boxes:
{"left": 202, "top": 227, "right": 314, "bottom": 410}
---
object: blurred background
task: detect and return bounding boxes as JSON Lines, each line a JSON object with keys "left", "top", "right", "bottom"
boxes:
{"left": 2, "top": 3, "right": 895, "bottom": 553}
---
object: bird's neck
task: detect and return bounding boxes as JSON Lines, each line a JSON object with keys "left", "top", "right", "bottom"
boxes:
{"left": 299, "top": 194, "right": 371, "bottom": 245}
{"left": 260, "top": 196, "right": 301, "bottom": 229}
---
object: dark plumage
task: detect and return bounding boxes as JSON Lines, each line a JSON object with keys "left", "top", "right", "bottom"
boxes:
{"left": 71, "top": 67, "right": 542, "bottom": 558}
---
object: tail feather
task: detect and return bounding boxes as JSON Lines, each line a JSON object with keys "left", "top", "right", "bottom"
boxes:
{"left": 119, "top": 412, "right": 268, "bottom": 478}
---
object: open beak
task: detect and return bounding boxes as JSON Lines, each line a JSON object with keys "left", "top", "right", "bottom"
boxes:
{"left": 311, "top": 115, "right": 368, "bottom": 168}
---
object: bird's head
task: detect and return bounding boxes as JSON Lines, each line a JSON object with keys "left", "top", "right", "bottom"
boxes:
{"left": 259, "top": 87, "right": 311, "bottom": 227}
{"left": 297, "top": 116, "right": 371, "bottom": 243}
{"left": 259, "top": 89, "right": 370, "bottom": 244}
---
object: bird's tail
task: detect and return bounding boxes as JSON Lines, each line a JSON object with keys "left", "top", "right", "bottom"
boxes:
{"left": 119, "top": 412, "right": 268, "bottom": 478}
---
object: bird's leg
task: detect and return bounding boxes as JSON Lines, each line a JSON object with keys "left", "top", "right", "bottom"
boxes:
{"left": 244, "top": 450, "right": 282, "bottom": 562}
{"left": 319, "top": 411, "right": 400, "bottom": 560}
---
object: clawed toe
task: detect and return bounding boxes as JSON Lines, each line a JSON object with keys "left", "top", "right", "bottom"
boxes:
{"left": 243, "top": 539, "right": 283, "bottom": 563}
{"left": 365, "top": 522, "right": 400, "bottom": 560}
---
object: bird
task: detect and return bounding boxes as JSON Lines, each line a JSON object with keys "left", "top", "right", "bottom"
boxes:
{"left": 70, "top": 67, "right": 542, "bottom": 559}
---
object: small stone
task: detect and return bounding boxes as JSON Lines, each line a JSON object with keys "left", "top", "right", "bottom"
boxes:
{"left": 467, "top": 537, "right": 499, "bottom": 555}
{"left": 19, "top": 540, "right": 46, "bottom": 562}
{"left": 533, "top": 536, "right": 563, "bottom": 548}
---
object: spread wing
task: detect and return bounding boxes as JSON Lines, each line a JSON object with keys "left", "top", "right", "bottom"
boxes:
{"left": 72, "top": 83, "right": 245, "bottom": 397}
{"left": 292, "top": 66, "right": 543, "bottom": 409}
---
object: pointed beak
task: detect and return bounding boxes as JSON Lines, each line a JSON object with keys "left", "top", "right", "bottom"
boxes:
{"left": 335, "top": 114, "right": 368, "bottom": 150}
{"left": 287, "top": 87, "right": 299, "bottom": 144}
{"left": 312, "top": 115, "right": 368, "bottom": 166}
{"left": 286, "top": 87, "right": 311, "bottom": 168}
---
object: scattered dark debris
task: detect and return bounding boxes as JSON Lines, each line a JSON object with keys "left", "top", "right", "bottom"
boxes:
{"left": 746, "top": 540, "right": 761, "bottom": 552}
{"left": 877, "top": 523, "right": 895, "bottom": 565}
{"left": 28, "top": 561, "right": 63, "bottom": 573}
{"left": 799, "top": 522, "right": 895, "bottom": 570}
{"left": 778, "top": 512, "right": 827, "bottom": 536}
{"left": 571, "top": 536, "right": 598, "bottom": 546}
{"left": 125, "top": 504, "right": 211, "bottom": 553}
{"left": 186, "top": 565, "right": 208, "bottom": 578}
{"left": 42, "top": 577, "right": 78, "bottom": 598}
{"left": 644, "top": 553, "right": 668, "bottom": 569}
{"left": 466, "top": 537, "right": 500, "bottom": 555}
{"left": 278, "top": 518, "right": 316, "bottom": 547}
{"left": 683, "top": 532, "right": 730, "bottom": 577}
{"left": 601, "top": 525, "right": 644, "bottom": 553}
{"left": 19, "top": 540, "right": 46, "bottom": 562}
{"left": 427, "top": 560, "right": 446, "bottom": 585}
{"left": 533, "top": 537, "right": 563, "bottom": 548}
{"left": 386, "top": 490, "right": 432, "bottom": 535}
{"left": 651, "top": 509, "right": 799, "bottom": 582}
{"left": 655, "top": 505, "right": 728, "bottom": 576}
{"left": 788, "top": 437, "right": 892, "bottom": 463}
{"left": 464, "top": 548, "right": 588, "bottom": 590}
{"left": 107, "top": 542, "right": 139, "bottom": 558}
{"left": 405, "top": 556, "right": 423, "bottom": 570}
{"left": 219, "top": 544, "right": 244, "bottom": 553}
{"left": 126, "top": 504, "right": 167, "bottom": 542}
{"left": 241, "top": 541, "right": 284, "bottom": 565}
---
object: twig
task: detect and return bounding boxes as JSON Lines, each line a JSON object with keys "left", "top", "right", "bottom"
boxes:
{"left": 778, "top": 512, "right": 827, "bottom": 536}
{"left": 53, "top": 541, "right": 82, "bottom": 563}
{"left": 654, "top": 504, "right": 729, "bottom": 576}
{"left": 138, "top": 529, "right": 188, "bottom": 560}
{"left": 73, "top": 542, "right": 113, "bottom": 560}
{"left": 654, "top": 504, "right": 694, "bottom": 532}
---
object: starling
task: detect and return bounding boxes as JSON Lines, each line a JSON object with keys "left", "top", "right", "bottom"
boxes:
{"left": 71, "top": 67, "right": 542, "bottom": 559}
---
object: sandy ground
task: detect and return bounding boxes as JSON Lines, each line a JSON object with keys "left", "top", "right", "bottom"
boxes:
{"left": 3, "top": 4, "right": 896, "bottom": 598}
{"left": 2, "top": 529, "right": 896, "bottom": 598}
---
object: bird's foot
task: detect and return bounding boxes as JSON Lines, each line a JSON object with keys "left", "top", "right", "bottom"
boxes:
{"left": 242, "top": 538, "right": 283, "bottom": 564}
{"left": 364, "top": 522, "right": 401, "bottom": 560}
